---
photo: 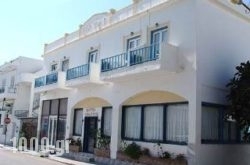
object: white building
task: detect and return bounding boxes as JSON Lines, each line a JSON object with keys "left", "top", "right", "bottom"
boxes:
{"left": 33, "top": 0, "right": 250, "bottom": 165}
{"left": 0, "top": 56, "right": 43, "bottom": 145}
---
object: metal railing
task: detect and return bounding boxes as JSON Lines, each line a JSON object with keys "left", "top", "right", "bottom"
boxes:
{"left": 101, "top": 43, "right": 160, "bottom": 72}
{"left": 66, "top": 64, "right": 89, "bottom": 80}
{"left": 101, "top": 53, "right": 128, "bottom": 72}
{"left": 46, "top": 72, "right": 58, "bottom": 85}
{"left": 14, "top": 110, "right": 29, "bottom": 118}
{"left": 34, "top": 72, "right": 58, "bottom": 88}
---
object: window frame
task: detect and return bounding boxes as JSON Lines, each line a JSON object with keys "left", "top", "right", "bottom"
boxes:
{"left": 201, "top": 102, "right": 240, "bottom": 144}
{"left": 121, "top": 102, "right": 188, "bottom": 145}
{"left": 51, "top": 63, "right": 58, "bottom": 72}
{"left": 88, "top": 50, "right": 98, "bottom": 63}
{"left": 61, "top": 59, "right": 69, "bottom": 72}
{"left": 73, "top": 108, "right": 83, "bottom": 136}
{"left": 101, "top": 107, "right": 112, "bottom": 137}
{"left": 127, "top": 35, "right": 141, "bottom": 51}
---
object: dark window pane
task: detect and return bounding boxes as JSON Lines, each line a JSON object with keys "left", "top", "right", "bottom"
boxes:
{"left": 42, "top": 100, "right": 50, "bottom": 116}
{"left": 51, "top": 99, "right": 59, "bottom": 115}
{"left": 59, "top": 98, "right": 68, "bottom": 115}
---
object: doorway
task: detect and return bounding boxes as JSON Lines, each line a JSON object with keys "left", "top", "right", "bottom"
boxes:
{"left": 83, "top": 117, "right": 98, "bottom": 153}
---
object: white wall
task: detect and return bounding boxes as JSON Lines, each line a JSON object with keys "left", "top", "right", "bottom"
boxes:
{"left": 196, "top": 0, "right": 250, "bottom": 165}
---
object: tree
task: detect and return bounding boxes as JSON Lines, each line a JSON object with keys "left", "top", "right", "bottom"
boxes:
{"left": 226, "top": 61, "right": 250, "bottom": 141}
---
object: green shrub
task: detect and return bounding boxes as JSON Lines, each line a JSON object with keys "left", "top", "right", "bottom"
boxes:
{"left": 124, "top": 142, "right": 141, "bottom": 159}
{"left": 162, "top": 151, "right": 171, "bottom": 159}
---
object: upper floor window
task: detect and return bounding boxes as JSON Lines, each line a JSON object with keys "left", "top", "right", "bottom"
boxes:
{"left": 151, "top": 27, "right": 168, "bottom": 59}
{"left": 61, "top": 59, "right": 69, "bottom": 72}
{"left": 127, "top": 36, "right": 141, "bottom": 51}
{"left": 51, "top": 63, "right": 58, "bottom": 72}
{"left": 88, "top": 50, "right": 98, "bottom": 63}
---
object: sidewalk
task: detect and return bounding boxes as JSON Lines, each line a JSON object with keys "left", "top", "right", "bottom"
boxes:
{"left": 0, "top": 144, "right": 96, "bottom": 165}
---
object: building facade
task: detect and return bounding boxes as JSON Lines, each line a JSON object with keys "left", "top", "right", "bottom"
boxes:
{"left": 31, "top": 0, "right": 250, "bottom": 165}
{"left": 0, "top": 57, "right": 43, "bottom": 145}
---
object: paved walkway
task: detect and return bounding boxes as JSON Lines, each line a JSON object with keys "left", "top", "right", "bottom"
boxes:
{"left": 0, "top": 144, "right": 95, "bottom": 165}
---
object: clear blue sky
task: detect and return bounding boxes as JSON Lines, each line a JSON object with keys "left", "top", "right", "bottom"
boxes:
{"left": 0, "top": 0, "right": 131, "bottom": 65}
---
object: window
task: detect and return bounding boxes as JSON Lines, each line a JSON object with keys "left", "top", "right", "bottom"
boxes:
{"left": 124, "top": 106, "right": 141, "bottom": 139}
{"left": 51, "top": 63, "right": 58, "bottom": 71}
{"left": 151, "top": 27, "right": 168, "bottom": 59}
{"left": 144, "top": 106, "right": 163, "bottom": 141}
{"left": 122, "top": 102, "right": 188, "bottom": 144}
{"left": 61, "top": 59, "right": 69, "bottom": 72}
{"left": 73, "top": 109, "right": 83, "bottom": 136}
{"left": 88, "top": 50, "right": 98, "bottom": 63}
{"left": 201, "top": 103, "right": 237, "bottom": 143}
{"left": 102, "top": 107, "right": 112, "bottom": 136}
{"left": 0, "top": 114, "right": 2, "bottom": 125}
{"left": 167, "top": 104, "right": 188, "bottom": 143}
{"left": 127, "top": 36, "right": 142, "bottom": 65}
{"left": 127, "top": 36, "right": 141, "bottom": 51}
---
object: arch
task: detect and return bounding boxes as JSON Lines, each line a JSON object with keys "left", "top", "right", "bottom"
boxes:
{"left": 73, "top": 97, "right": 111, "bottom": 109}
{"left": 122, "top": 90, "right": 187, "bottom": 106}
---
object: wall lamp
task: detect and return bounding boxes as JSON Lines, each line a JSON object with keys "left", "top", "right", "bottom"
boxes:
{"left": 155, "top": 22, "right": 159, "bottom": 27}
{"left": 130, "top": 31, "right": 134, "bottom": 36}
{"left": 231, "top": 0, "right": 250, "bottom": 12}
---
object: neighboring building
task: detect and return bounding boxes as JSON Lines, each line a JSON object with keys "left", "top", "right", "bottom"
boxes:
{"left": 31, "top": 0, "right": 250, "bottom": 165}
{"left": 0, "top": 56, "right": 43, "bottom": 145}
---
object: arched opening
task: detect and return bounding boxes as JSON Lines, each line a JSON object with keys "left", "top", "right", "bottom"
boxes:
{"left": 121, "top": 90, "right": 188, "bottom": 156}
{"left": 123, "top": 90, "right": 186, "bottom": 105}
{"left": 71, "top": 97, "right": 112, "bottom": 153}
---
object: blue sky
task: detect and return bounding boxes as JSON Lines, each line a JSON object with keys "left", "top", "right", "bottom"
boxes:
{"left": 0, "top": 0, "right": 131, "bottom": 65}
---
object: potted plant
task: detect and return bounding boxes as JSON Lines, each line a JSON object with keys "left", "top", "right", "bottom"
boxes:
{"left": 94, "top": 129, "right": 110, "bottom": 158}
{"left": 67, "top": 138, "right": 82, "bottom": 152}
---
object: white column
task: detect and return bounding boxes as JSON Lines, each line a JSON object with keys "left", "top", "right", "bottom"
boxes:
{"left": 110, "top": 103, "right": 122, "bottom": 159}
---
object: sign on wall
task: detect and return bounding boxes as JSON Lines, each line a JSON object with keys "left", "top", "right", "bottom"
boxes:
{"left": 84, "top": 108, "right": 98, "bottom": 117}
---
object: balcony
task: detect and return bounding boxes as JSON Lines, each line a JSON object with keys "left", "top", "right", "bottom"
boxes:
{"left": 34, "top": 72, "right": 67, "bottom": 93}
{"left": 65, "top": 63, "right": 102, "bottom": 87}
{"left": 100, "top": 42, "right": 180, "bottom": 81}
{"left": 0, "top": 86, "right": 17, "bottom": 99}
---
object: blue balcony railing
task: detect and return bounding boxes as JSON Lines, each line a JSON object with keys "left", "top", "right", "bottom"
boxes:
{"left": 35, "top": 77, "right": 45, "bottom": 87}
{"left": 101, "top": 53, "right": 128, "bottom": 72}
{"left": 46, "top": 72, "right": 58, "bottom": 85}
{"left": 101, "top": 43, "right": 160, "bottom": 72}
{"left": 66, "top": 64, "right": 89, "bottom": 80}
{"left": 34, "top": 72, "right": 58, "bottom": 88}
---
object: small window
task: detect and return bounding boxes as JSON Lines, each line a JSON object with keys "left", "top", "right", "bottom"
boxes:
{"left": 73, "top": 109, "right": 83, "bottom": 136}
{"left": 127, "top": 36, "right": 141, "bottom": 51}
{"left": 102, "top": 107, "right": 112, "bottom": 136}
{"left": 51, "top": 63, "right": 58, "bottom": 71}
{"left": 61, "top": 59, "right": 69, "bottom": 72}
{"left": 0, "top": 114, "right": 2, "bottom": 125}
{"left": 88, "top": 50, "right": 98, "bottom": 63}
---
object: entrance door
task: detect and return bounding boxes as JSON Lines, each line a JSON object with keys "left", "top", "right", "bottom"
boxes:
{"left": 48, "top": 116, "right": 57, "bottom": 146}
{"left": 83, "top": 117, "right": 98, "bottom": 153}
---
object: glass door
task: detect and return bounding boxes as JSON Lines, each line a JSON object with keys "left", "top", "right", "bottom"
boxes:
{"left": 83, "top": 117, "right": 98, "bottom": 153}
{"left": 127, "top": 36, "right": 141, "bottom": 65}
{"left": 88, "top": 50, "right": 98, "bottom": 63}
{"left": 48, "top": 116, "right": 57, "bottom": 146}
{"left": 151, "top": 28, "right": 167, "bottom": 59}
